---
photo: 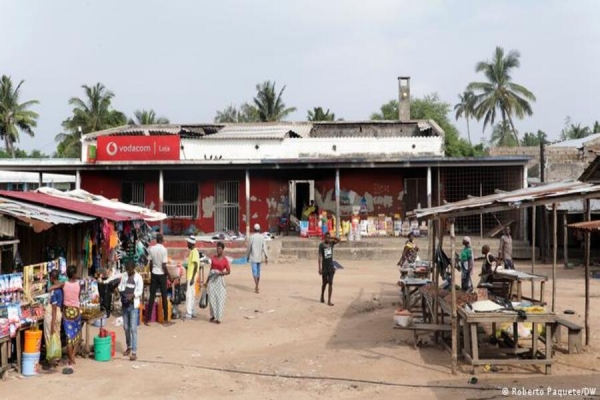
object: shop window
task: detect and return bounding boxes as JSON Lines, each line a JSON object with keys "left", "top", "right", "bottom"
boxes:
{"left": 163, "top": 181, "right": 199, "bottom": 219}
{"left": 122, "top": 182, "right": 145, "bottom": 206}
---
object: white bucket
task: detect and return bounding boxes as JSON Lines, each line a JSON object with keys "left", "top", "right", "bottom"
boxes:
{"left": 394, "top": 314, "right": 413, "bottom": 328}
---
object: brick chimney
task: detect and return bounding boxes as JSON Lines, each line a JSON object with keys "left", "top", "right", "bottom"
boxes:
{"left": 398, "top": 76, "right": 410, "bottom": 121}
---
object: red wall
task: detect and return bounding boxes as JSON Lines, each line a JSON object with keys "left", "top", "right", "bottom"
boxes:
{"left": 315, "top": 169, "right": 405, "bottom": 218}
{"left": 80, "top": 171, "right": 121, "bottom": 200}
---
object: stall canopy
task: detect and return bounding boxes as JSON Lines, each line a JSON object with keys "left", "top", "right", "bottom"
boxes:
{"left": 567, "top": 220, "right": 600, "bottom": 231}
{"left": 0, "top": 188, "right": 166, "bottom": 222}
{"left": 0, "top": 196, "right": 95, "bottom": 233}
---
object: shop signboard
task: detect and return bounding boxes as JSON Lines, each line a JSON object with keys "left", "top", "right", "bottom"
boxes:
{"left": 96, "top": 135, "right": 180, "bottom": 161}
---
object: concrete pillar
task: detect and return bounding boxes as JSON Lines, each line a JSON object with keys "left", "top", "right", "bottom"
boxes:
{"left": 398, "top": 76, "right": 411, "bottom": 121}
{"left": 245, "top": 169, "right": 250, "bottom": 237}
{"left": 159, "top": 170, "right": 164, "bottom": 234}
{"left": 335, "top": 169, "right": 341, "bottom": 238}
{"left": 38, "top": 172, "right": 43, "bottom": 189}
{"left": 75, "top": 170, "right": 81, "bottom": 190}
{"left": 426, "top": 167, "right": 432, "bottom": 208}
{"left": 522, "top": 164, "right": 528, "bottom": 241}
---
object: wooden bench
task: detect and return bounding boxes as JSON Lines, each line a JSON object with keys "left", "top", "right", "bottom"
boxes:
{"left": 394, "top": 323, "right": 452, "bottom": 349}
{"left": 553, "top": 317, "right": 583, "bottom": 354}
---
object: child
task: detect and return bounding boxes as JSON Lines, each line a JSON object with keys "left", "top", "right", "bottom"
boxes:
{"left": 119, "top": 261, "right": 143, "bottom": 361}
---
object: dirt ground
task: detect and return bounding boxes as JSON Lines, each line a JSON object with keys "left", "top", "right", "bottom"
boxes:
{"left": 3, "top": 258, "right": 600, "bottom": 400}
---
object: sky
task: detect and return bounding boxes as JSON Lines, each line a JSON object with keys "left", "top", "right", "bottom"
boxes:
{"left": 2, "top": 0, "right": 600, "bottom": 153}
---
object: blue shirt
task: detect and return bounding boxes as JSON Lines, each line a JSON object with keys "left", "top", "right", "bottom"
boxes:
{"left": 50, "top": 289, "right": 63, "bottom": 308}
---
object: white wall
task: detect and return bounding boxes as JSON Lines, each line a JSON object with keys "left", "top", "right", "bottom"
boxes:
{"left": 82, "top": 136, "right": 443, "bottom": 163}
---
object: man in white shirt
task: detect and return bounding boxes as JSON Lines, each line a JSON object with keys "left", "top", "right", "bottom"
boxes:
{"left": 247, "top": 223, "right": 268, "bottom": 294}
{"left": 146, "top": 233, "right": 173, "bottom": 327}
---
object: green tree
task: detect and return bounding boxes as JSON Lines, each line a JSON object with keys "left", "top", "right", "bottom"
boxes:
{"left": 454, "top": 90, "right": 476, "bottom": 145}
{"left": 0, "top": 75, "right": 40, "bottom": 158}
{"left": 253, "top": 81, "right": 296, "bottom": 122}
{"left": 128, "top": 109, "right": 169, "bottom": 125}
{"left": 490, "top": 121, "right": 519, "bottom": 147}
{"left": 468, "top": 46, "right": 536, "bottom": 144}
{"left": 56, "top": 83, "right": 126, "bottom": 158}
{"left": 214, "top": 103, "right": 260, "bottom": 123}
{"left": 370, "top": 100, "right": 398, "bottom": 120}
{"left": 521, "top": 130, "right": 547, "bottom": 147}
{"left": 307, "top": 107, "right": 336, "bottom": 121}
{"left": 592, "top": 120, "right": 600, "bottom": 133}
{"left": 561, "top": 122, "right": 591, "bottom": 140}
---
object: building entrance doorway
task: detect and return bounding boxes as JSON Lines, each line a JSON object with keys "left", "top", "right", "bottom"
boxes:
{"left": 215, "top": 181, "right": 239, "bottom": 232}
{"left": 290, "top": 180, "right": 315, "bottom": 220}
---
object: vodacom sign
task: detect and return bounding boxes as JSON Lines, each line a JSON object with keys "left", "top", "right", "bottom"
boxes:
{"left": 96, "top": 135, "right": 180, "bottom": 161}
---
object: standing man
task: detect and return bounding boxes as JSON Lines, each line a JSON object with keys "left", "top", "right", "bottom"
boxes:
{"left": 146, "top": 233, "right": 173, "bottom": 327}
{"left": 318, "top": 232, "right": 340, "bottom": 306}
{"left": 185, "top": 235, "right": 200, "bottom": 319}
{"left": 460, "top": 237, "right": 475, "bottom": 292}
{"left": 119, "top": 261, "right": 143, "bottom": 361}
{"left": 247, "top": 223, "right": 268, "bottom": 294}
{"left": 498, "top": 226, "right": 514, "bottom": 270}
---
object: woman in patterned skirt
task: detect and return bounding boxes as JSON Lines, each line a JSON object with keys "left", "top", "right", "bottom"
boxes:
{"left": 205, "top": 242, "right": 230, "bottom": 324}
{"left": 62, "top": 265, "right": 82, "bottom": 372}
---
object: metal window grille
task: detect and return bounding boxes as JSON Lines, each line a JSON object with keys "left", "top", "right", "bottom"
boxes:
{"left": 163, "top": 181, "right": 199, "bottom": 219}
{"left": 441, "top": 166, "right": 523, "bottom": 238}
{"left": 215, "top": 181, "right": 239, "bottom": 232}
{"left": 122, "top": 182, "right": 145, "bottom": 207}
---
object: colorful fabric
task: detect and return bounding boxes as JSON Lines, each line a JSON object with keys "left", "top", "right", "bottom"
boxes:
{"left": 207, "top": 271, "right": 227, "bottom": 321}
{"left": 63, "top": 306, "right": 82, "bottom": 345}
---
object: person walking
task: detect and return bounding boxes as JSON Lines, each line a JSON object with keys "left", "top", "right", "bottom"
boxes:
{"left": 247, "top": 223, "right": 268, "bottom": 294}
{"left": 318, "top": 232, "right": 340, "bottom": 306}
{"left": 498, "top": 226, "right": 514, "bottom": 270}
{"left": 62, "top": 265, "right": 81, "bottom": 373}
{"left": 460, "top": 237, "right": 475, "bottom": 292}
{"left": 119, "top": 261, "right": 143, "bottom": 361}
{"left": 44, "top": 270, "right": 63, "bottom": 367}
{"left": 205, "top": 242, "right": 230, "bottom": 324}
{"left": 185, "top": 236, "right": 200, "bottom": 319}
{"left": 146, "top": 233, "right": 173, "bottom": 327}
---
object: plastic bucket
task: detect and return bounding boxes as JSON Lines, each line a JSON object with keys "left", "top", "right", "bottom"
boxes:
{"left": 143, "top": 302, "right": 158, "bottom": 323}
{"left": 157, "top": 299, "right": 172, "bottom": 323}
{"left": 94, "top": 335, "right": 112, "bottom": 362}
{"left": 22, "top": 352, "right": 40, "bottom": 376}
{"left": 24, "top": 330, "right": 42, "bottom": 353}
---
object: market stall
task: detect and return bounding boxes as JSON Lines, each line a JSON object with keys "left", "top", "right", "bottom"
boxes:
{"left": 407, "top": 181, "right": 600, "bottom": 374}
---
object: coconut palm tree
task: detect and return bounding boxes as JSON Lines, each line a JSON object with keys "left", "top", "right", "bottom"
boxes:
{"left": 253, "top": 81, "right": 296, "bottom": 122}
{"left": 128, "top": 109, "right": 169, "bottom": 125}
{"left": 468, "top": 47, "right": 536, "bottom": 144}
{"left": 561, "top": 123, "right": 591, "bottom": 140}
{"left": 307, "top": 107, "right": 336, "bottom": 121}
{"left": 490, "top": 121, "right": 518, "bottom": 147}
{"left": 0, "top": 75, "right": 39, "bottom": 158}
{"left": 214, "top": 103, "right": 259, "bottom": 123}
{"left": 56, "top": 83, "right": 126, "bottom": 157}
{"left": 454, "top": 90, "right": 476, "bottom": 145}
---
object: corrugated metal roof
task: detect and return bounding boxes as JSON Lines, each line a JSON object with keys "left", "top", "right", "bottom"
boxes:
{"left": 549, "top": 133, "right": 600, "bottom": 149}
{"left": 546, "top": 199, "right": 600, "bottom": 214}
{"left": 0, "top": 196, "right": 94, "bottom": 232}
{"left": 0, "top": 189, "right": 166, "bottom": 222}
{"left": 204, "top": 124, "right": 311, "bottom": 140}
{"left": 409, "top": 181, "right": 600, "bottom": 219}
{"left": 568, "top": 220, "right": 600, "bottom": 231}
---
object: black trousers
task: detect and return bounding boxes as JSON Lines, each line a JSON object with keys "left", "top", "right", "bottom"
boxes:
{"left": 147, "top": 273, "right": 168, "bottom": 322}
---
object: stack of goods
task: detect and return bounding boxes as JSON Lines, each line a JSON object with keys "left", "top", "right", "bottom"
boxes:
{"left": 0, "top": 273, "right": 24, "bottom": 338}
{"left": 393, "top": 308, "right": 413, "bottom": 327}
{"left": 81, "top": 279, "right": 102, "bottom": 319}
{"left": 443, "top": 292, "right": 478, "bottom": 309}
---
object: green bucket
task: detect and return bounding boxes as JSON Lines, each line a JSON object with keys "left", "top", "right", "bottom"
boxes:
{"left": 94, "top": 335, "right": 112, "bottom": 362}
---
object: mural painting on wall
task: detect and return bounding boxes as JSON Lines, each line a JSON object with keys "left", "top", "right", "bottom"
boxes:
{"left": 266, "top": 195, "right": 290, "bottom": 219}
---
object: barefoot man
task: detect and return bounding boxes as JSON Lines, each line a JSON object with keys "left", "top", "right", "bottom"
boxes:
{"left": 318, "top": 232, "right": 340, "bottom": 306}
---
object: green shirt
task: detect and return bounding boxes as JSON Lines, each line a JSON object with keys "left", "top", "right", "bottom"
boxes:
{"left": 460, "top": 247, "right": 473, "bottom": 263}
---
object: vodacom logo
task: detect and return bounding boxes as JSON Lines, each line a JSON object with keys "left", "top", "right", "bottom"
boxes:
{"left": 106, "top": 142, "right": 118, "bottom": 156}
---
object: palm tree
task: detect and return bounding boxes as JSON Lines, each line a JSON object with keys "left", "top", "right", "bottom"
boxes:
{"left": 307, "top": 107, "right": 336, "bottom": 121}
{"left": 56, "top": 83, "right": 126, "bottom": 157}
{"left": 490, "top": 121, "right": 518, "bottom": 147}
{"left": 593, "top": 120, "right": 600, "bottom": 133}
{"left": 468, "top": 47, "right": 536, "bottom": 144}
{"left": 0, "top": 75, "right": 39, "bottom": 158}
{"left": 561, "top": 123, "right": 591, "bottom": 140}
{"left": 128, "top": 109, "right": 169, "bottom": 125}
{"left": 454, "top": 90, "right": 476, "bottom": 145}
{"left": 521, "top": 130, "right": 547, "bottom": 147}
{"left": 253, "top": 81, "right": 296, "bottom": 122}
{"left": 214, "top": 103, "right": 260, "bottom": 123}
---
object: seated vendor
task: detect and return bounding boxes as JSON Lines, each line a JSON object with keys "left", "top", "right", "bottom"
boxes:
{"left": 478, "top": 244, "right": 498, "bottom": 287}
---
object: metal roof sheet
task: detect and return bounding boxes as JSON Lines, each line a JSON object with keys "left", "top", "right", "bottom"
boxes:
{"left": 0, "top": 196, "right": 94, "bottom": 232}
{"left": 549, "top": 133, "right": 600, "bottom": 149}
{"left": 568, "top": 220, "right": 600, "bottom": 231}
{"left": 546, "top": 199, "right": 600, "bottom": 214}
{"left": 0, "top": 189, "right": 166, "bottom": 222}
{"left": 409, "top": 181, "right": 600, "bottom": 219}
{"left": 204, "top": 124, "right": 311, "bottom": 140}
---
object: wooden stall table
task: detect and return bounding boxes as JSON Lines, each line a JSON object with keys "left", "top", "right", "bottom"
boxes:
{"left": 399, "top": 278, "right": 431, "bottom": 313}
{"left": 455, "top": 302, "right": 555, "bottom": 375}
{"left": 80, "top": 310, "right": 106, "bottom": 356}
{"left": 0, "top": 335, "right": 10, "bottom": 378}
{"left": 493, "top": 270, "right": 548, "bottom": 304}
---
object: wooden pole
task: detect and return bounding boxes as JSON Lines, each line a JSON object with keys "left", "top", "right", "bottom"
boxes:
{"left": 563, "top": 212, "right": 568, "bottom": 268}
{"left": 585, "top": 198, "right": 591, "bottom": 346}
{"left": 531, "top": 206, "right": 536, "bottom": 299}
{"left": 245, "top": 169, "right": 251, "bottom": 238}
{"left": 335, "top": 168, "right": 341, "bottom": 238}
{"left": 450, "top": 220, "right": 457, "bottom": 375}
{"left": 552, "top": 203, "right": 557, "bottom": 313}
{"left": 159, "top": 169, "right": 164, "bottom": 234}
